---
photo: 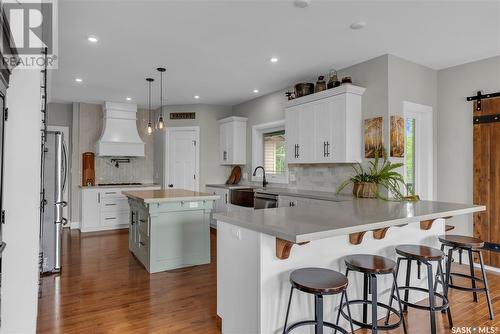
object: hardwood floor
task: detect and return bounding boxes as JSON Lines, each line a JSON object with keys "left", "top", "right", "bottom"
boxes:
{"left": 37, "top": 228, "right": 500, "bottom": 333}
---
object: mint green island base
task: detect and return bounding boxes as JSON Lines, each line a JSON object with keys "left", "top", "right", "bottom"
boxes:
{"left": 123, "top": 189, "right": 219, "bottom": 273}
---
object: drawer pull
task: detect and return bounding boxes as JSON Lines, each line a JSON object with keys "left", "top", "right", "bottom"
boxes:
{"left": 139, "top": 219, "right": 147, "bottom": 223}
{"left": 105, "top": 203, "right": 117, "bottom": 206}
{"left": 139, "top": 241, "right": 145, "bottom": 246}
{"left": 105, "top": 217, "right": 117, "bottom": 220}
{"left": 105, "top": 192, "right": 117, "bottom": 195}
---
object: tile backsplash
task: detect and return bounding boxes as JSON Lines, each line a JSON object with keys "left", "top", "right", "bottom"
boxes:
{"left": 95, "top": 156, "right": 154, "bottom": 184}
{"left": 288, "top": 165, "right": 354, "bottom": 193}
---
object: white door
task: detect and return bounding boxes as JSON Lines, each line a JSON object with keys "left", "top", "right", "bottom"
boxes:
{"left": 403, "top": 101, "right": 433, "bottom": 200}
{"left": 166, "top": 127, "right": 200, "bottom": 191}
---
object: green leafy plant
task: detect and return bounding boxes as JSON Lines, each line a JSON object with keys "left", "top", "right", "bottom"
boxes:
{"left": 336, "top": 151, "right": 418, "bottom": 201}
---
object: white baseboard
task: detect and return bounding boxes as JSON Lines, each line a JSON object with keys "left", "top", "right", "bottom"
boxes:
{"left": 70, "top": 221, "right": 80, "bottom": 230}
{"left": 475, "top": 262, "right": 500, "bottom": 274}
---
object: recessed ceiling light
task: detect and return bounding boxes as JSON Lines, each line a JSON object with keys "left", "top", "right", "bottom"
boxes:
{"left": 75, "top": 78, "right": 83, "bottom": 83}
{"left": 87, "top": 35, "right": 98, "bottom": 43}
{"left": 253, "top": 89, "right": 259, "bottom": 93}
{"left": 350, "top": 21, "right": 366, "bottom": 30}
{"left": 294, "top": 0, "right": 310, "bottom": 8}
{"left": 270, "top": 57, "right": 279, "bottom": 63}
{"left": 126, "top": 97, "right": 132, "bottom": 101}
{"left": 194, "top": 95, "right": 200, "bottom": 99}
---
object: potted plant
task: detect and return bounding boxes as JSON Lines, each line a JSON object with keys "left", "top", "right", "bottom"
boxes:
{"left": 336, "top": 151, "right": 418, "bottom": 201}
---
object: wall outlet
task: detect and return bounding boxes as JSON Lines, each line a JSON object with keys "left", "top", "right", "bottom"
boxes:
{"left": 242, "top": 172, "right": 248, "bottom": 180}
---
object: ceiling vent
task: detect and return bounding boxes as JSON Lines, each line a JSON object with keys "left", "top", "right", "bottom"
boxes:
{"left": 96, "top": 102, "right": 145, "bottom": 157}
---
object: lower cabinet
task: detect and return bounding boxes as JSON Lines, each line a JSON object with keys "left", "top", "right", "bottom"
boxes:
{"left": 80, "top": 186, "right": 160, "bottom": 232}
{"left": 278, "top": 195, "right": 332, "bottom": 208}
{"left": 206, "top": 186, "right": 229, "bottom": 228}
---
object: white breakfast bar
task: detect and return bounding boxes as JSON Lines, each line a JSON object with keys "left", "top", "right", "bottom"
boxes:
{"left": 214, "top": 199, "right": 485, "bottom": 334}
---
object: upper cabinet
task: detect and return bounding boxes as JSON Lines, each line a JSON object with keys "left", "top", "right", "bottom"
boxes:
{"left": 218, "top": 116, "right": 247, "bottom": 165}
{"left": 285, "top": 85, "right": 365, "bottom": 164}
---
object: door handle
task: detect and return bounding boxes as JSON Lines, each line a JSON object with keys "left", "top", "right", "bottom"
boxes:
{"left": 326, "top": 141, "right": 330, "bottom": 157}
{"left": 323, "top": 141, "right": 326, "bottom": 157}
{"left": 296, "top": 144, "right": 300, "bottom": 158}
{"left": 61, "top": 217, "right": 68, "bottom": 225}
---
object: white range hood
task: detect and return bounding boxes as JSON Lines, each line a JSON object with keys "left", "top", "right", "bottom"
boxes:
{"left": 96, "top": 102, "right": 145, "bottom": 157}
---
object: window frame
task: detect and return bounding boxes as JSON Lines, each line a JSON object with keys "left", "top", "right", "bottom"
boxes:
{"left": 251, "top": 120, "right": 288, "bottom": 184}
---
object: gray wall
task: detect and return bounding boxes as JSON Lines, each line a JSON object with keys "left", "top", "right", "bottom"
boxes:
{"left": 232, "top": 55, "right": 391, "bottom": 192}
{"left": 437, "top": 55, "right": 500, "bottom": 236}
{"left": 387, "top": 55, "right": 438, "bottom": 198}
{"left": 153, "top": 104, "right": 233, "bottom": 191}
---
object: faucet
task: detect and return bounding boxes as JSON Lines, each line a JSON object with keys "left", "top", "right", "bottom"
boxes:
{"left": 253, "top": 166, "right": 268, "bottom": 188}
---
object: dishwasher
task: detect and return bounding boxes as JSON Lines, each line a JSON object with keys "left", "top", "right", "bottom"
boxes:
{"left": 254, "top": 192, "right": 278, "bottom": 209}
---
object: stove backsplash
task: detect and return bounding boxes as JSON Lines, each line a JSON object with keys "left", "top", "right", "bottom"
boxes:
{"left": 95, "top": 157, "right": 154, "bottom": 184}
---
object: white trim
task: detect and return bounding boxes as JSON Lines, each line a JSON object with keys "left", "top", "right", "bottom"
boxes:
{"left": 285, "top": 84, "right": 365, "bottom": 108}
{"left": 403, "top": 101, "right": 433, "bottom": 200}
{"left": 164, "top": 126, "right": 201, "bottom": 191}
{"left": 70, "top": 221, "right": 80, "bottom": 230}
{"left": 251, "top": 120, "right": 288, "bottom": 184}
{"left": 475, "top": 263, "right": 500, "bottom": 274}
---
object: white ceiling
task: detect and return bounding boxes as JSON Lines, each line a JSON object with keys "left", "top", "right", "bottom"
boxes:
{"left": 50, "top": 0, "right": 500, "bottom": 107}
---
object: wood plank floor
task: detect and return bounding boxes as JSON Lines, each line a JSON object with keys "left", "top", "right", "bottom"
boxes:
{"left": 37, "top": 228, "right": 500, "bottom": 333}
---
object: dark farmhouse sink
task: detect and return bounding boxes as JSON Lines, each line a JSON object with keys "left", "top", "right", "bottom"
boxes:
{"left": 230, "top": 188, "right": 255, "bottom": 208}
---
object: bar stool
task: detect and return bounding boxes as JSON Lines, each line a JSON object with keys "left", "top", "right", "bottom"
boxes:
{"left": 337, "top": 254, "right": 407, "bottom": 334}
{"left": 388, "top": 245, "right": 453, "bottom": 334}
{"left": 282, "top": 267, "right": 355, "bottom": 334}
{"left": 438, "top": 235, "right": 494, "bottom": 320}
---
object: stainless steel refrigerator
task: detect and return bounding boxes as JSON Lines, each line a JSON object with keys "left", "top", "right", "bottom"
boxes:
{"left": 41, "top": 131, "right": 67, "bottom": 273}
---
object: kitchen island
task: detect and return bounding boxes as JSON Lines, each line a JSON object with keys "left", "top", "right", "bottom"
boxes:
{"left": 214, "top": 199, "right": 485, "bottom": 334}
{"left": 124, "top": 189, "right": 218, "bottom": 273}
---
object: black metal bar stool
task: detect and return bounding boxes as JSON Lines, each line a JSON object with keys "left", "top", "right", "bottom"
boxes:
{"left": 437, "top": 234, "right": 494, "bottom": 320}
{"left": 387, "top": 244, "right": 452, "bottom": 334}
{"left": 282, "top": 267, "right": 355, "bottom": 334}
{"left": 337, "top": 254, "right": 407, "bottom": 334}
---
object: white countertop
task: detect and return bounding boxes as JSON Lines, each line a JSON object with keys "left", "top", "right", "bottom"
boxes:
{"left": 124, "top": 189, "right": 219, "bottom": 203}
{"left": 214, "top": 199, "right": 485, "bottom": 243}
{"left": 205, "top": 184, "right": 251, "bottom": 190}
{"left": 79, "top": 183, "right": 160, "bottom": 189}
{"left": 255, "top": 187, "right": 351, "bottom": 202}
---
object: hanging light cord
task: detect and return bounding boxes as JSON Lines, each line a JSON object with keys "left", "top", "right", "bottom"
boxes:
{"left": 148, "top": 80, "right": 152, "bottom": 122}
{"left": 160, "top": 70, "right": 163, "bottom": 118}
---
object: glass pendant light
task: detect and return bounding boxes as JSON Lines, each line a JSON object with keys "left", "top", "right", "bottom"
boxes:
{"left": 146, "top": 77, "right": 154, "bottom": 135}
{"left": 157, "top": 67, "right": 166, "bottom": 130}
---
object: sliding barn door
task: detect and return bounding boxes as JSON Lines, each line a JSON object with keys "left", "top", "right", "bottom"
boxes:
{"left": 473, "top": 97, "right": 500, "bottom": 267}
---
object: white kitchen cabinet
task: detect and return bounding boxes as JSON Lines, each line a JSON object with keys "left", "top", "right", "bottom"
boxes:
{"left": 218, "top": 116, "right": 247, "bottom": 165}
{"left": 206, "top": 186, "right": 229, "bottom": 227}
{"left": 278, "top": 195, "right": 309, "bottom": 208}
{"left": 80, "top": 185, "right": 160, "bottom": 232}
{"left": 285, "top": 85, "right": 365, "bottom": 164}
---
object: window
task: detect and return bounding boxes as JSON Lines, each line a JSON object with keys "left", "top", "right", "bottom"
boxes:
{"left": 251, "top": 120, "right": 288, "bottom": 184}
{"left": 263, "top": 130, "right": 286, "bottom": 175}
{"left": 405, "top": 118, "right": 415, "bottom": 194}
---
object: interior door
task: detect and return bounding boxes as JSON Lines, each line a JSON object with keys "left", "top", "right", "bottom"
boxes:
{"left": 167, "top": 129, "right": 198, "bottom": 191}
{"left": 473, "top": 97, "right": 500, "bottom": 267}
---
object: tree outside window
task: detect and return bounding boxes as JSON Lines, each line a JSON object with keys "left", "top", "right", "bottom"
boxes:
{"left": 263, "top": 130, "right": 286, "bottom": 174}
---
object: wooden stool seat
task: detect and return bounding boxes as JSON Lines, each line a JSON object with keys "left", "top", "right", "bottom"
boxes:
{"left": 289, "top": 268, "right": 348, "bottom": 295}
{"left": 438, "top": 234, "right": 484, "bottom": 249}
{"left": 395, "top": 244, "right": 444, "bottom": 261}
{"left": 344, "top": 254, "right": 396, "bottom": 274}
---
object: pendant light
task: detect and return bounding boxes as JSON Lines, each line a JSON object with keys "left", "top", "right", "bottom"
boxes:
{"left": 146, "top": 77, "right": 154, "bottom": 135}
{"left": 157, "top": 67, "right": 166, "bottom": 130}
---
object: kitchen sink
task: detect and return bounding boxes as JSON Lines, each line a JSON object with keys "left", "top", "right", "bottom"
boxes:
{"left": 230, "top": 188, "right": 255, "bottom": 208}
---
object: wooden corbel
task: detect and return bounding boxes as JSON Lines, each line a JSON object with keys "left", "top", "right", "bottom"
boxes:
{"left": 372, "top": 227, "right": 390, "bottom": 240}
{"left": 349, "top": 231, "right": 367, "bottom": 245}
{"left": 420, "top": 216, "right": 453, "bottom": 230}
{"left": 276, "top": 238, "right": 310, "bottom": 260}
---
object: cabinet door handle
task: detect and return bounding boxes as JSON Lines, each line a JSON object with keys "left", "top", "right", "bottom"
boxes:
{"left": 296, "top": 144, "right": 300, "bottom": 158}
{"left": 326, "top": 141, "right": 330, "bottom": 157}
{"left": 139, "top": 241, "right": 145, "bottom": 246}
{"left": 98, "top": 192, "right": 100, "bottom": 203}
{"left": 105, "top": 192, "right": 117, "bottom": 195}
{"left": 139, "top": 219, "right": 147, "bottom": 223}
{"left": 323, "top": 141, "right": 326, "bottom": 157}
{"left": 223, "top": 151, "right": 227, "bottom": 161}
{"left": 225, "top": 193, "right": 228, "bottom": 204}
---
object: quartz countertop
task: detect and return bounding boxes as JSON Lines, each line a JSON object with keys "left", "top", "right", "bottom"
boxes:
{"left": 124, "top": 189, "right": 219, "bottom": 203}
{"left": 79, "top": 183, "right": 160, "bottom": 189}
{"left": 214, "top": 199, "right": 485, "bottom": 243}
{"left": 255, "top": 187, "right": 351, "bottom": 202}
{"left": 205, "top": 184, "right": 251, "bottom": 190}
